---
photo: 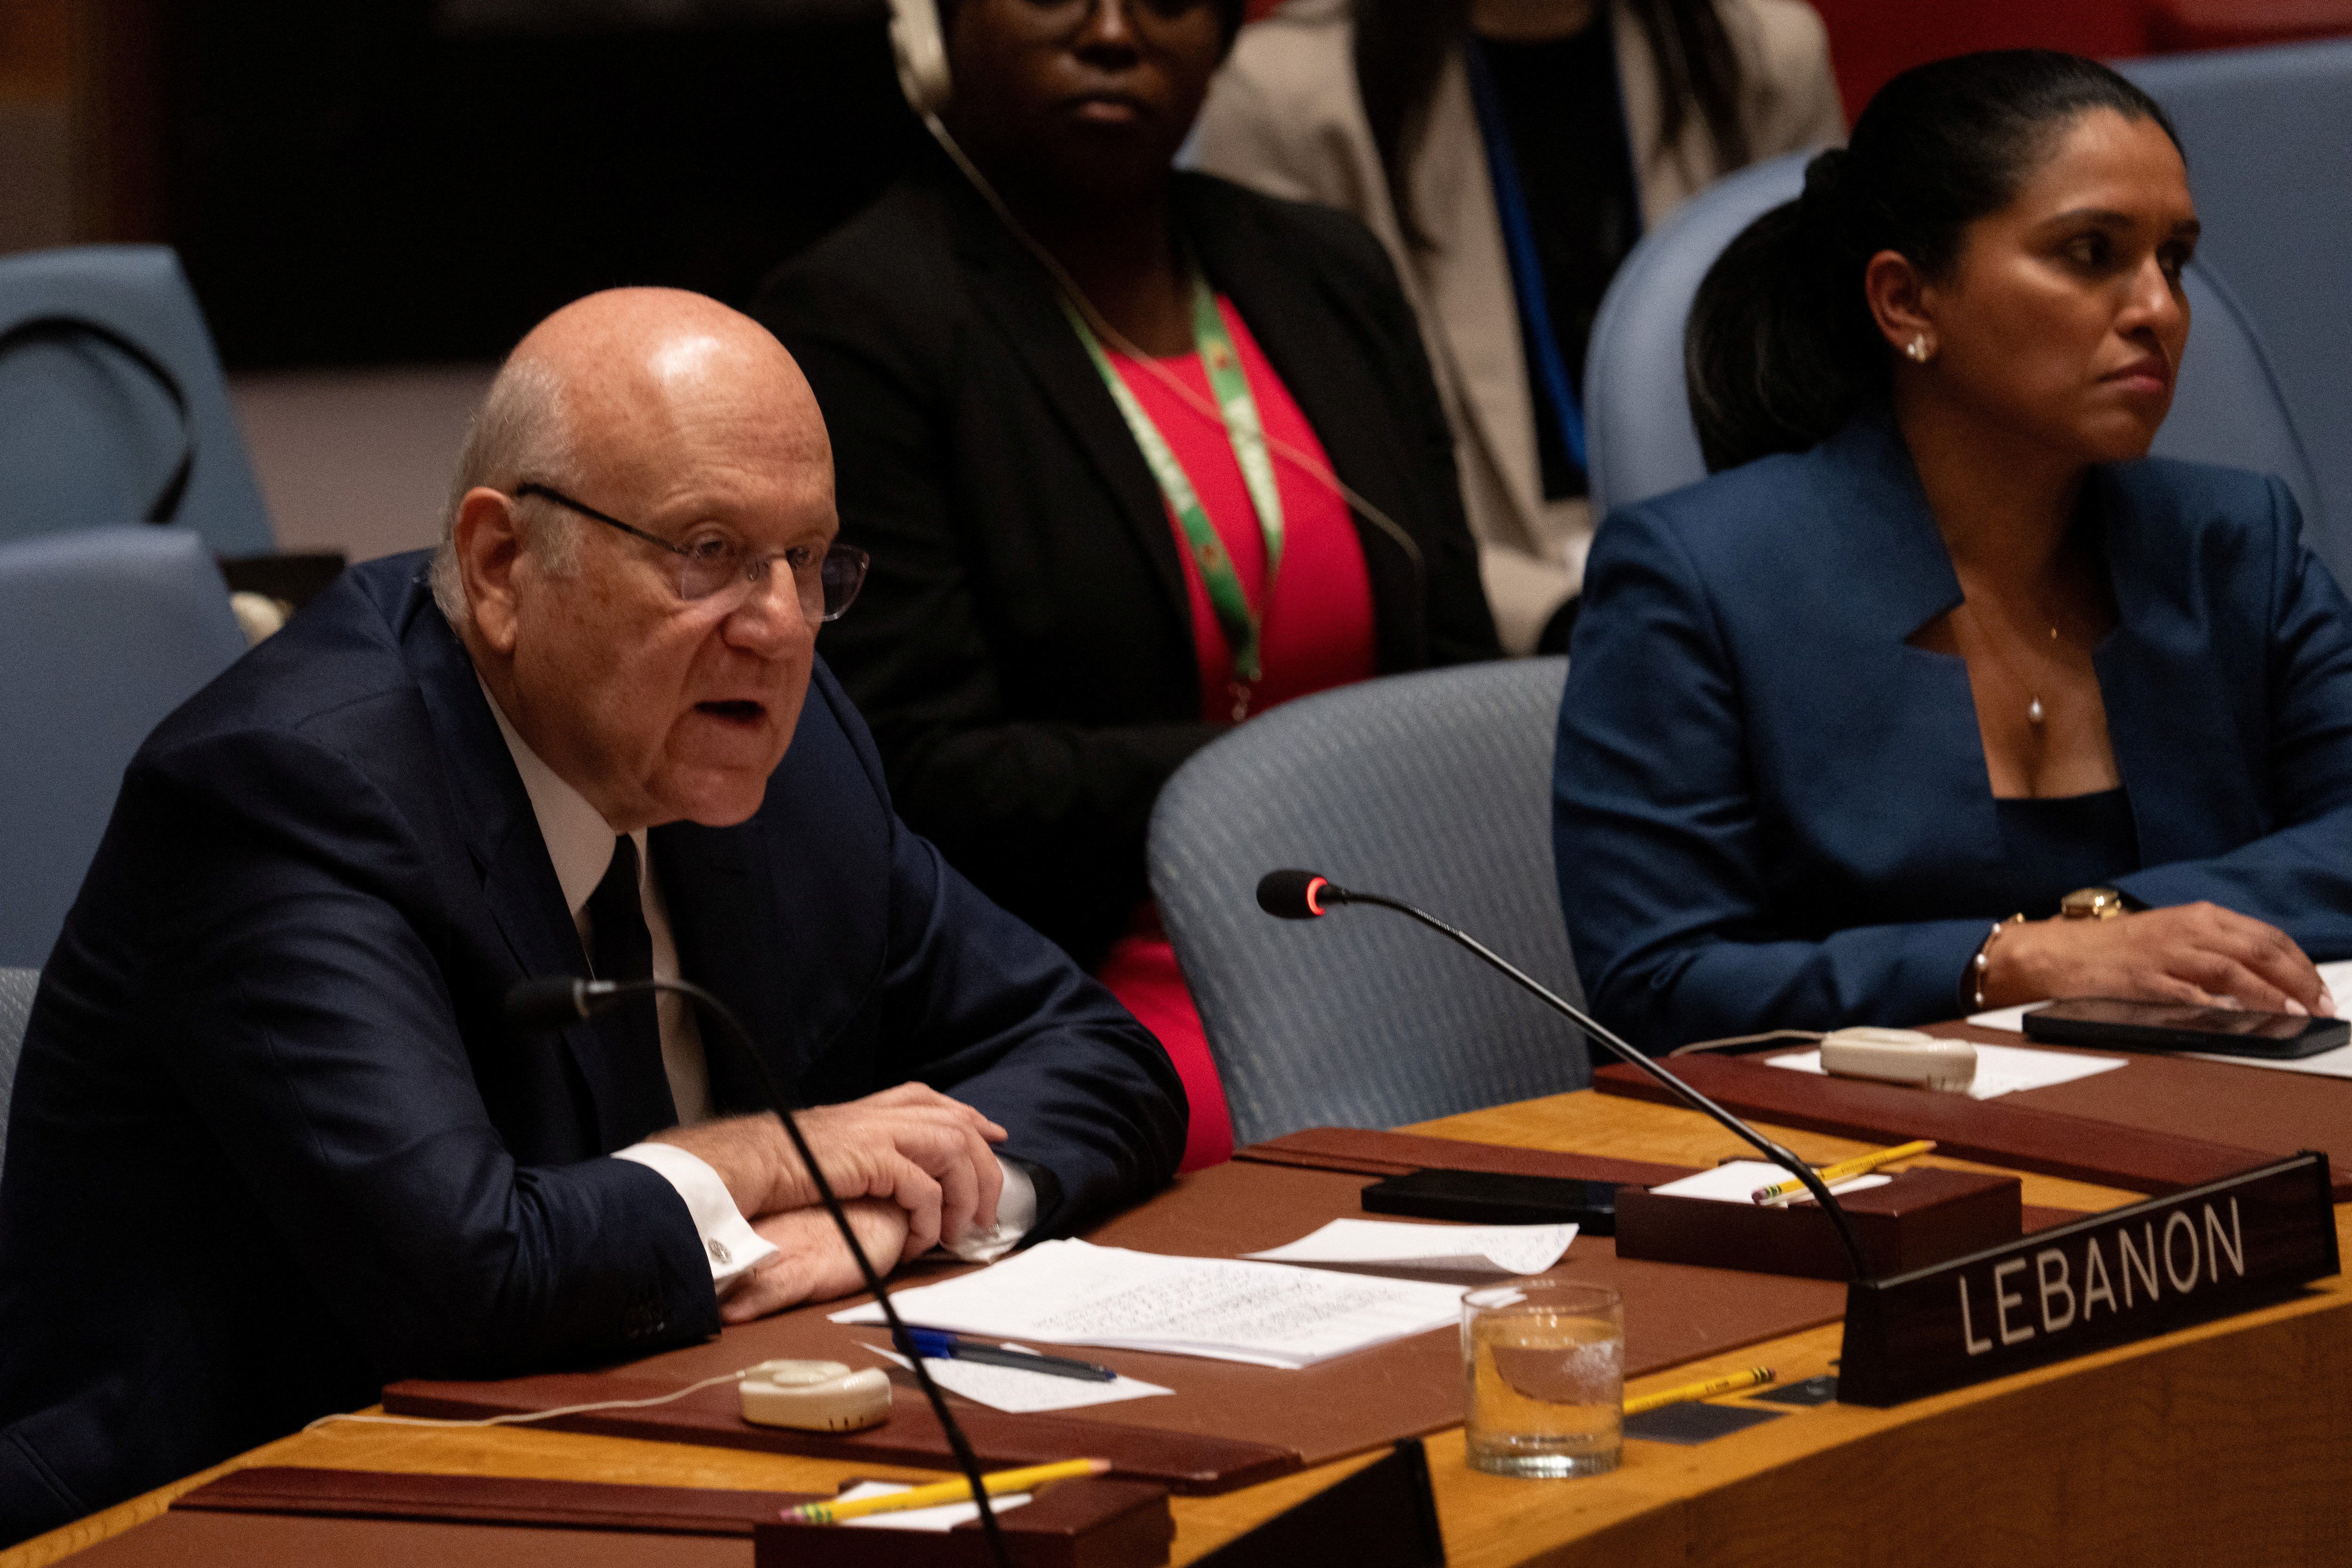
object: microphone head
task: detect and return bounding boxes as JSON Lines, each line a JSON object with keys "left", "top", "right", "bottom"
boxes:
{"left": 505, "top": 976, "right": 592, "bottom": 1031}
{"left": 1256, "top": 869, "right": 1333, "bottom": 920}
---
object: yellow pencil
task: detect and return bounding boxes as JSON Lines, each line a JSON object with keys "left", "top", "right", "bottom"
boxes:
{"left": 1751, "top": 1140, "right": 1936, "bottom": 1206}
{"left": 1623, "top": 1367, "right": 1775, "bottom": 1417}
{"left": 782, "top": 1458, "right": 1111, "bottom": 1524}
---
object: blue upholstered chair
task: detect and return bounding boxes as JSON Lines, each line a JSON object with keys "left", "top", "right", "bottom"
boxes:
{"left": 2121, "top": 39, "right": 2352, "bottom": 580}
{"left": 0, "top": 968, "right": 35, "bottom": 1187}
{"left": 1148, "top": 659, "right": 1588, "bottom": 1147}
{"left": 1581, "top": 151, "right": 2332, "bottom": 582}
{"left": 0, "top": 245, "right": 275, "bottom": 558}
{"left": 0, "top": 526, "right": 250, "bottom": 969}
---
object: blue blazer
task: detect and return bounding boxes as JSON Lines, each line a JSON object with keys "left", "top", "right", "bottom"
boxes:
{"left": 1555, "top": 415, "right": 2352, "bottom": 1051}
{"left": 0, "top": 554, "right": 1185, "bottom": 1544}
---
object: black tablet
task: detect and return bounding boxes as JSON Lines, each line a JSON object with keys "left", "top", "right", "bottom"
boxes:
{"left": 2022, "top": 997, "right": 2348, "bottom": 1060}
{"left": 1360, "top": 1168, "right": 1618, "bottom": 1233}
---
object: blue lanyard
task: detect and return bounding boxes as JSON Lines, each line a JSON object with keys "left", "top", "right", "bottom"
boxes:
{"left": 1463, "top": 35, "right": 1593, "bottom": 473}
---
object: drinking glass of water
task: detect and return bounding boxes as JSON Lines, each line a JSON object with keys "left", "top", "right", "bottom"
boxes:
{"left": 1462, "top": 1277, "right": 1624, "bottom": 1478}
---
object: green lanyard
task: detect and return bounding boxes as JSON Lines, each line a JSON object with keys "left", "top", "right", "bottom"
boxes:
{"left": 1064, "top": 273, "right": 1286, "bottom": 715}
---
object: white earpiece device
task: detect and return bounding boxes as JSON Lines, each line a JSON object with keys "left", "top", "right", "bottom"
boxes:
{"left": 888, "top": 0, "right": 954, "bottom": 119}
{"left": 1818, "top": 1026, "right": 1978, "bottom": 1094}
{"left": 738, "top": 1359, "right": 894, "bottom": 1432}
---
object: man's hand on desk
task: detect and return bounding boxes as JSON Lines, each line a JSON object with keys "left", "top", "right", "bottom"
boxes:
{"left": 722, "top": 1199, "right": 911, "bottom": 1322}
{"left": 645, "top": 1082, "right": 1008, "bottom": 1250}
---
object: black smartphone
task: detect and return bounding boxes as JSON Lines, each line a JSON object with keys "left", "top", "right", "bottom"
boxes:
{"left": 2023, "top": 997, "right": 2348, "bottom": 1060}
{"left": 1360, "top": 1168, "right": 1618, "bottom": 1234}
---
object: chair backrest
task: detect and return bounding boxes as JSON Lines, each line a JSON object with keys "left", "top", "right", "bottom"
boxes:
{"left": 2121, "top": 38, "right": 2352, "bottom": 582}
{"left": 0, "top": 244, "right": 276, "bottom": 558}
{"left": 1582, "top": 150, "right": 2329, "bottom": 577}
{"left": 0, "top": 968, "right": 36, "bottom": 1188}
{"left": 0, "top": 526, "right": 250, "bottom": 969}
{"left": 1149, "top": 659, "right": 1588, "bottom": 1148}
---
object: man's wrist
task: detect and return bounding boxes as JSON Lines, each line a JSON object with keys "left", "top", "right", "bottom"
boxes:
{"left": 614, "top": 1141, "right": 780, "bottom": 1288}
{"left": 941, "top": 1156, "right": 1043, "bottom": 1263}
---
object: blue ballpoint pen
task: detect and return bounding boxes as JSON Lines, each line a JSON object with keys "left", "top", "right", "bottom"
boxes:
{"left": 902, "top": 1327, "right": 1120, "bottom": 1382}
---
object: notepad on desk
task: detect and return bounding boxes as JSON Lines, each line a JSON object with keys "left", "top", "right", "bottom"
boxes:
{"left": 1645, "top": 1160, "right": 1890, "bottom": 1205}
{"left": 857, "top": 1340, "right": 1174, "bottom": 1414}
{"left": 830, "top": 1239, "right": 1465, "bottom": 1369}
{"left": 1769, "top": 1040, "right": 2126, "bottom": 1098}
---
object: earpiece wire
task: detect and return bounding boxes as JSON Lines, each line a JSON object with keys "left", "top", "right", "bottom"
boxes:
{"left": 300, "top": 1369, "right": 748, "bottom": 1433}
{"left": 919, "top": 111, "right": 1427, "bottom": 585}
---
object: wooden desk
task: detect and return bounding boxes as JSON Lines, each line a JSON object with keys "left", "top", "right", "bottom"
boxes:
{"left": 8, "top": 1088, "right": 2347, "bottom": 1568}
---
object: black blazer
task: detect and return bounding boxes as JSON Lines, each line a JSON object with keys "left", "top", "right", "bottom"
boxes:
{"left": 0, "top": 554, "right": 1183, "bottom": 1544}
{"left": 754, "top": 160, "right": 1500, "bottom": 967}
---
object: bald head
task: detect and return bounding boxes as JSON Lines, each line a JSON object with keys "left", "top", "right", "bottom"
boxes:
{"left": 434, "top": 288, "right": 828, "bottom": 627}
{"left": 441, "top": 288, "right": 840, "bottom": 833}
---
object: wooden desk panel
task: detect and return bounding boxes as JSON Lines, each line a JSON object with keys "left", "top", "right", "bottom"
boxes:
{"left": 6, "top": 1091, "right": 2345, "bottom": 1568}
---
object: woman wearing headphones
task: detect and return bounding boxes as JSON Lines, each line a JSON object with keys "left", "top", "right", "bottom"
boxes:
{"left": 754, "top": 0, "right": 1498, "bottom": 1170}
{"left": 1556, "top": 52, "right": 2352, "bottom": 1051}
{"left": 1188, "top": 0, "right": 1843, "bottom": 655}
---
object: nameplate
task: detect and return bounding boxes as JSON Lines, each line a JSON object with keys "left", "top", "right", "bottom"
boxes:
{"left": 1838, "top": 1152, "right": 2339, "bottom": 1406}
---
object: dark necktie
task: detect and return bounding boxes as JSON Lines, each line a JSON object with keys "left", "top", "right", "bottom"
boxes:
{"left": 584, "top": 834, "right": 678, "bottom": 1144}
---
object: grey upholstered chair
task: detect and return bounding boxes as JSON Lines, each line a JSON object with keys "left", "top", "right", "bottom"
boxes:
{"left": 1580, "top": 149, "right": 2330, "bottom": 581}
{"left": 0, "top": 526, "right": 249, "bottom": 968}
{"left": 1148, "top": 659, "right": 1588, "bottom": 1148}
{"left": 0, "top": 968, "right": 37, "bottom": 1185}
{"left": 0, "top": 244, "right": 276, "bottom": 557}
{"left": 2121, "top": 39, "right": 2352, "bottom": 578}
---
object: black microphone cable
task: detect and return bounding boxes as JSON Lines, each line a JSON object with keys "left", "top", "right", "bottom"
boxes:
{"left": 1255, "top": 870, "right": 1875, "bottom": 1280}
{"left": 507, "top": 975, "right": 1015, "bottom": 1566}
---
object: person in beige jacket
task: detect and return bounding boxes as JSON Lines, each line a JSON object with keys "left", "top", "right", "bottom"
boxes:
{"left": 1189, "top": 0, "right": 1843, "bottom": 653}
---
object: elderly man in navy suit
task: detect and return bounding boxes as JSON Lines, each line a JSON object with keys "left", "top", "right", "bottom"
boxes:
{"left": 0, "top": 289, "right": 1185, "bottom": 1545}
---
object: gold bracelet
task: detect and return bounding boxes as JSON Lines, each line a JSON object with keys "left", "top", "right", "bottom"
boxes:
{"left": 1971, "top": 912, "right": 2028, "bottom": 1011}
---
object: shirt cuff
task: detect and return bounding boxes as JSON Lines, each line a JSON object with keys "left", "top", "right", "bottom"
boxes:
{"left": 943, "top": 1157, "right": 1038, "bottom": 1264}
{"left": 614, "top": 1142, "right": 779, "bottom": 1290}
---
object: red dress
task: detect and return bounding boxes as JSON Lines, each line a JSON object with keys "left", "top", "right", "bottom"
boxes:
{"left": 1092, "top": 297, "right": 1378, "bottom": 1171}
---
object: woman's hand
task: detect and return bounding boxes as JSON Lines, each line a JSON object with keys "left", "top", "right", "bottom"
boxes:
{"left": 1986, "top": 901, "right": 2335, "bottom": 1016}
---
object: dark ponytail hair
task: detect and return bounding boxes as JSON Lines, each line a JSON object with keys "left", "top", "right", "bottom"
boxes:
{"left": 1685, "top": 50, "right": 2182, "bottom": 474}
{"left": 1355, "top": 0, "right": 1748, "bottom": 250}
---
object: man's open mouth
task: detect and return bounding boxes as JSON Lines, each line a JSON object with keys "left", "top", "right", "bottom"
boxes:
{"left": 697, "top": 700, "right": 765, "bottom": 725}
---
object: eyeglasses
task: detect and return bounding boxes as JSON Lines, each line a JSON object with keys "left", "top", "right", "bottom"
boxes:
{"left": 510, "top": 481, "right": 869, "bottom": 622}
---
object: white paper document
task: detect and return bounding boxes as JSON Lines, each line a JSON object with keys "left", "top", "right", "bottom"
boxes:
{"left": 858, "top": 1341, "right": 1173, "bottom": 1414}
{"left": 1645, "top": 1159, "right": 1890, "bottom": 1206}
{"left": 1767, "top": 1042, "right": 2126, "bottom": 1099}
{"left": 830, "top": 1239, "right": 1465, "bottom": 1369}
{"left": 1241, "top": 1218, "right": 1577, "bottom": 1276}
{"left": 834, "top": 1480, "right": 1033, "bottom": 1533}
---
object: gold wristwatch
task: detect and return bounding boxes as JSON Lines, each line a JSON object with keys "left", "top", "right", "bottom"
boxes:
{"left": 2059, "top": 886, "right": 2128, "bottom": 921}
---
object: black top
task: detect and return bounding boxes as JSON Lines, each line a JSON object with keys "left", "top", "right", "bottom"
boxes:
{"left": 1994, "top": 787, "right": 2142, "bottom": 918}
{"left": 1480, "top": 17, "right": 1643, "bottom": 501}
{"left": 753, "top": 156, "right": 1499, "bottom": 967}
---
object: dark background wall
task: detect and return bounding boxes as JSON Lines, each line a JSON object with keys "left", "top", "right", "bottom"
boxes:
{"left": 155, "top": 0, "right": 922, "bottom": 368}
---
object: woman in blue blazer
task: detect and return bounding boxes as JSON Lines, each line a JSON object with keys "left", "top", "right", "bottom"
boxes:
{"left": 1556, "top": 51, "right": 2352, "bottom": 1050}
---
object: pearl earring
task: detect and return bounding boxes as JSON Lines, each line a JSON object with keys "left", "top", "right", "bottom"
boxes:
{"left": 1905, "top": 335, "right": 1931, "bottom": 363}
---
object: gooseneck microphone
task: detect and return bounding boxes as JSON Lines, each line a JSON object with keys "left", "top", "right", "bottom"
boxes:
{"left": 1257, "top": 870, "right": 1874, "bottom": 1280}
{"left": 506, "top": 974, "right": 1013, "bottom": 1565}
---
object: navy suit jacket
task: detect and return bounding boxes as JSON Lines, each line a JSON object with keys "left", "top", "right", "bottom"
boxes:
{"left": 0, "top": 553, "right": 1184, "bottom": 1544}
{"left": 1555, "top": 414, "right": 2352, "bottom": 1050}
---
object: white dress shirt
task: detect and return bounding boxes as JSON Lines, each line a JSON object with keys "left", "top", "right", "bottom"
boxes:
{"left": 479, "top": 684, "right": 1033, "bottom": 1294}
